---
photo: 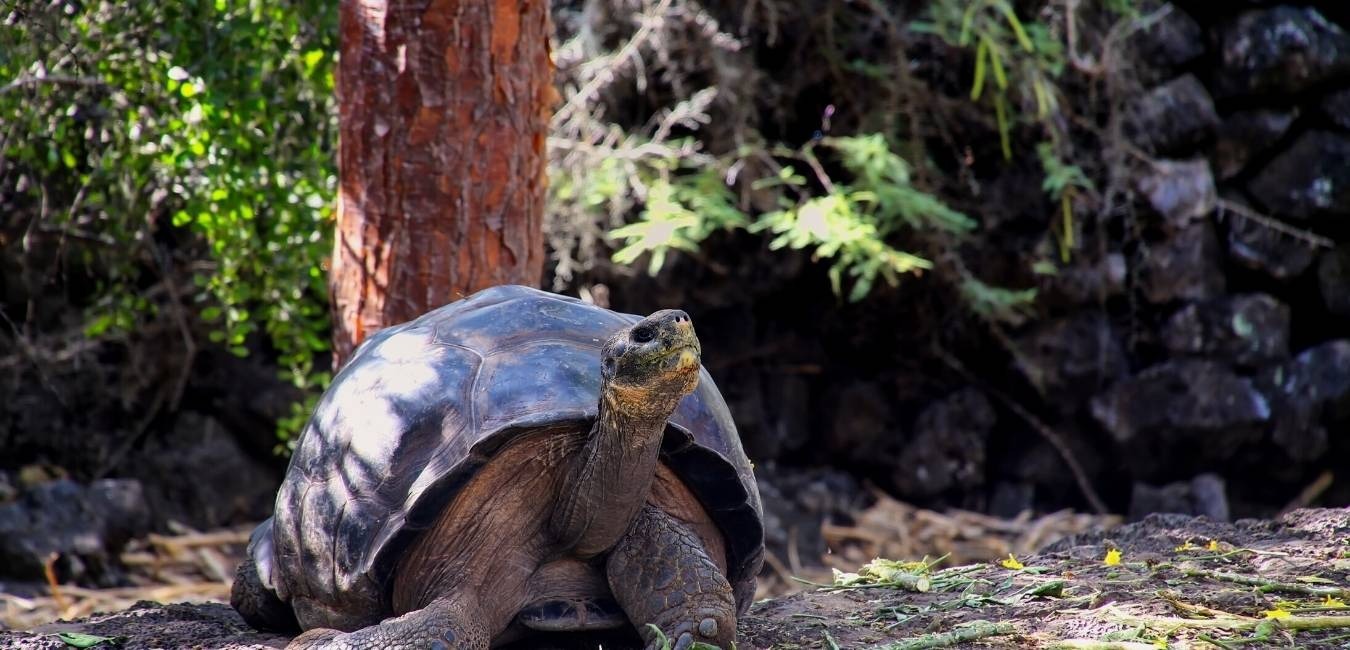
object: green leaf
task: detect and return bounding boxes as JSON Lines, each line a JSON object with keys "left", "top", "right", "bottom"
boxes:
{"left": 56, "top": 632, "right": 116, "bottom": 648}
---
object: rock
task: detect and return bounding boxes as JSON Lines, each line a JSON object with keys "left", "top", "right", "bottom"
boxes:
{"left": 1212, "top": 109, "right": 1297, "bottom": 180}
{"left": 1129, "top": 473, "right": 1230, "bottom": 522}
{"left": 1126, "top": 4, "right": 1205, "bottom": 85}
{"left": 1040, "top": 253, "right": 1128, "bottom": 308}
{"left": 989, "top": 481, "right": 1035, "bottom": 519}
{"left": 1138, "top": 221, "right": 1226, "bottom": 303}
{"left": 893, "top": 388, "right": 995, "bottom": 500}
{"left": 1013, "top": 314, "right": 1129, "bottom": 404}
{"left": 1090, "top": 360, "right": 1270, "bottom": 465}
{"left": 755, "top": 464, "right": 864, "bottom": 573}
{"left": 1135, "top": 158, "right": 1216, "bottom": 230}
{"left": 1125, "top": 76, "right": 1218, "bottom": 155}
{"left": 1249, "top": 131, "right": 1350, "bottom": 222}
{"left": 0, "top": 478, "right": 151, "bottom": 584}
{"left": 1325, "top": 87, "right": 1350, "bottom": 130}
{"left": 1317, "top": 244, "right": 1350, "bottom": 318}
{"left": 125, "top": 411, "right": 277, "bottom": 531}
{"left": 1213, "top": 6, "right": 1350, "bottom": 98}
{"left": 826, "top": 383, "right": 895, "bottom": 464}
{"left": 1256, "top": 341, "right": 1350, "bottom": 463}
{"left": 1222, "top": 200, "right": 1318, "bottom": 279}
{"left": 1272, "top": 340, "right": 1350, "bottom": 422}
{"left": 1161, "top": 293, "right": 1290, "bottom": 366}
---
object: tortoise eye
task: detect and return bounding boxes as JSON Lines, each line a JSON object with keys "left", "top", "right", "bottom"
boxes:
{"left": 632, "top": 326, "right": 654, "bottom": 343}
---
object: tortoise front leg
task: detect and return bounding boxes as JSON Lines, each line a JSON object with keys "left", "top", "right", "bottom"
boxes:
{"left": 286, "top": 597, "right": 488, "bottom": 650}
{"left": 607, "top": 505, "right": 737, "bottom": 650}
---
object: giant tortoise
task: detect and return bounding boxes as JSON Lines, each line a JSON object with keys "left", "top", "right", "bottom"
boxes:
{"left": 232, "top": 285, "right": 764, "bottom": 649}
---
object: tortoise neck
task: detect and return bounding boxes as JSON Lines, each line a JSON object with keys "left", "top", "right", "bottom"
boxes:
{"left": 550, "top": 383, "right": 678, "bottom": 557}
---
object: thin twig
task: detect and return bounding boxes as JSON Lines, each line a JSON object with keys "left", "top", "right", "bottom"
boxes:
{"left": 936, "top": 348, "right": 1110, "bottom": 514}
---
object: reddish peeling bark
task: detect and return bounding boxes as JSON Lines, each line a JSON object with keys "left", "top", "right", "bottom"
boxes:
{"left": 331, "top": 0, "right": 552, "bottom": 368}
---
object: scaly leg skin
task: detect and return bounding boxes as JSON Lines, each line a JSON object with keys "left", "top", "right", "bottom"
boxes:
{"left": 286, "top": 598, "right": 489, "bottom": 650}
{"left": 607, "top": 505, "right": 737, "bottom": 650}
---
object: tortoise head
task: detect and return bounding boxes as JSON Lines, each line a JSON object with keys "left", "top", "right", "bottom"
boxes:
{"left": 600, "top": 309, "right": 701, "bottom": 405}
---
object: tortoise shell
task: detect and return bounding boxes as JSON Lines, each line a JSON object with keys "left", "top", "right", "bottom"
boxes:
{"left": 257, "top": 285, "right": 764, "bottom": 626}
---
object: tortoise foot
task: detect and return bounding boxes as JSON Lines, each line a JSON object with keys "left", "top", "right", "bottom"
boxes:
{"left": 608, "top": 506, "right": 737, "bottom": 650}
{"left": 284, "top": 598, "right": 488, "bottom": 650}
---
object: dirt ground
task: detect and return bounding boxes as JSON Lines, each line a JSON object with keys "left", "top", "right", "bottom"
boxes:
{"left": 2, "top": 508, "right": 1349, "bottom": 649}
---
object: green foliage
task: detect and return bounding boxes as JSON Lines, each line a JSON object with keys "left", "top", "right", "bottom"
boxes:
{"left": 611, "top": 167, "right": 747, "bottom": 275}
{"left": 960, "top": 276, "right": 1038, "bottom": 327}
{"left": 2, "top": 0, "right": 337, "bottom": 438}
{"left": 912, "top": 0, "right": 1066, "bottom": 160}
{"left": 605, "top": 135, "right": 973, "bottom": 302}
{"left": 1038, "top": 143, "right": 1095, "bottom": 263}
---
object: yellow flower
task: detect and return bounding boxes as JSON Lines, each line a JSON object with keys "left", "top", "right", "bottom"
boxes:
{"left": 1324, "top": 595, "right": 1346, "bottom": 608}
{"left": 1104, "top": 549, "right": 1122, "bottom": 566}
{"left": 1174, "top": 539, "right": 1198, "bottom": 552}
{"left": 1001, "top": 554, "right": 1024, "bottom": 570}
{"left": 1206, "top": 539, "right": 1220, "bottom": 551}
{"left": 1263, "top": 608, "right": 1291, "bottom": 620}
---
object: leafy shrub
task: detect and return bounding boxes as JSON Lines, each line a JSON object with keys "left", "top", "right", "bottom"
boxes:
{"left": 1, "top": 0, "right": 337, "bottom": 412}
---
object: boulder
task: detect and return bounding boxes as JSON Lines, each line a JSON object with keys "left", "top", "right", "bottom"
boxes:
{"left": 1212, "top": 109, "right": 1297, "bottom": 180}
{"left": 1014, "top": 314, "right": 1129, "bottom": 404}
{"left": 893, "top": 388, "right": 995, "bottom": 500}
{"left": 1249, "top": 131, "right": 1350, "bottom": 222}
{"left": 1129, "top": 473, "right": 1230, "bottom": 522}
{"left": 0, "top": 477, "right": 151, "bottom": 585}
{"left": 1135, "top": 158, "right": 1216, "bottom": 230}
{"left": 1317, "top": 244, "right": 1350, "bottom": 318}
{"left": 1325, "top": 87, "right": 1350, "bottom": 130}
{"left": 1090, "top": 360, "right": 1270, "bottom": 465}
{"left": 1257, "top": 341, "right": 1350, "bottom": 462}
{"left": 1138, "top": 221, "right": 1226, "bottom": 303}
{"left": 125, "top": 411, "right": 278, "bottom": 531}
{"left": 827, "top": 383, "right": 895, "bottom": 464}
{"left": 1161, "top": 293, "right": 1290, "bottom": 366}
{"left": 1213, "top": 6, "right": 1350, "bottom": 98}
{"left": 1126, "top": 4, "right": 1205, "bottom": 85}
{"left": 1126, "top": 75, "right": 1218, "bottom": 155}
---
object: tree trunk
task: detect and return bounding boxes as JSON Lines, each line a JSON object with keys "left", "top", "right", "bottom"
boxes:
{"left": 330, "top": 0, "right": 551, "bottom": 368}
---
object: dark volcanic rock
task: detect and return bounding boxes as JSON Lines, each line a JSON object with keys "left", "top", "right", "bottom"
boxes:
{"left": 1135, "top": 158, "right": 1216, "bottom": 230}
{"left": 1212, "top": 109, "right": 1297, "bottom": 180}
{"left": 1273, "top": 340, "right": 1350, "bottom": 421}
{"left": 1040, "top": 253, "right": 1128, "bottom": 307}
{"left": 1090, "top": 360, "right": 1270, "bottom": 466}
{"left": 893, "top": 388, "right": 994, "bottom": 500}
{"left": 1214, "top": 6, "right": 1350, "bottom": 98}
{"left": 1129, "top": 473, "right": 1230, "bottom": 522}
{"left": 1325, "top": 87, "right": 1350, "bottom": 130}
{"left": 1126, "top": 75, "right": 1218, "bottom": 155}
{"left": 826, "top": 383, "right": 894, "bottom": 463}
{"left": 755, "top": 464, "right": 865, "bottom": 575}
{"left": 1249, "top": 131, "right": 1350, "bottom": 222}
{"left": 1126, "top": 4, "right": 1204, "bottom": 85}
{"left": 1138, "top": 221, "right": 1226, "bottom": 303}
{"left": 1258, "top": 341, "right": 1350, "bottom": 462}
{"left": 1222, "top": 204, "right": 1318, "bottom": 279}
{"left": 1013, "top": 314, "right": 1129, "bottom": 405}
{"left": 1317, "top": 244, "right": 1350, "bottom": 318}
{"left": 0, "top": 478, "right": 151, "bottom": 584}
{"left": 126, "top": 411, "right": 277, "bottom": 531}
{"left": 1161, "top": 293, "right": 1290, "bottom": 366}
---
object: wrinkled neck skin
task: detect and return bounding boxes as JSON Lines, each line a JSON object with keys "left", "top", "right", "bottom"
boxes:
{"left": 551, "top": 382, "right": 681, "bottom": 558}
